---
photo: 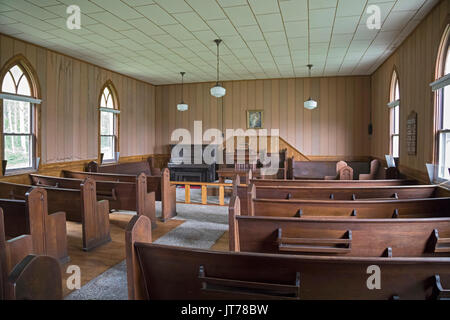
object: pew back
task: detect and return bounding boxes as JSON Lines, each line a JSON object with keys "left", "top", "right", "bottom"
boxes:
{"left": 0, "top": 187, "right": 68, "bottom": 264}
{"left": 126, "top": 216, "right": 450, "bottom": 300}
{"left": 64, "top": 169, "right": 176, "bottom": 221}
{"left": 30, "top": 173, "right": 156, "bottom": 225}
{"left": 230, "top": 196, "right": 450, "bottom": 257}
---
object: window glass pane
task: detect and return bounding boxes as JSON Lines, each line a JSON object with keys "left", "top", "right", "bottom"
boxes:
{"left": 3, "top": 99, "right": 31, "bottom": 134}
{"left": 392, "top": 135, "right": 399, "bottom": 158}
{"left": 439, "top": 132, "right": 450, "bottom": 179}
{"left": 2, "top": 72, "right": 16, "bottom": 94}
{"left": 101, "top": 111, "right": 114, "bottom": 135}
{"left": 4, "top": 135, "right": 32, "bottom": 169}
{"left": 106, "top": 95, "right": 114, "bottom": 109}
{"left": 101, "top": 136, "right": 114, "bottom": 161}
{"left": 9, "top": 66, "right": 23, "bottom": 84}
{"left": 395, "top": 80, "right": 400, "bottom": 101}
{"left": 17, "top": 75, "right": 31, "bottom": 96}
{"left": 394, "top": 106, "right": 400, "bottom": 134}
{"left": 443, "top": 85, "right": 450, "bottom": 130}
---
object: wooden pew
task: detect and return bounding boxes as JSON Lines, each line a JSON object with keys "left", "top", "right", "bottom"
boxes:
{"left": 250, "top": 178, "right": 417, "bottom": 187}
{"left": 126, "top": 215, "right": 450, "bottom": 300}
{"left": 64, "top": 168, "right": 176, "bottom": 221}
{"left": 0, "top": 180, "right": 110, "bottom": 252}
{"left": 229, "top": 196, "right": 450, "bottom": 257}
{"left": 236, "top": 183, "right": 441, "bottom": 216}
{"left": 30, "top": 173, "right": 156, "bottom": 226}
{"left": 0, "top": 208, "right": 62, "bottom": 300}
{"left": 360, "top": 159, "right": 400, "bottom": 180}
{"left": 87, "top": 157, "right": 161, "bottom": 176}
{"left": 0, "top": 188, "right": 68, "bottom": 264}
{"left": 247, "top": 193, "right": 450, "bottom": 219}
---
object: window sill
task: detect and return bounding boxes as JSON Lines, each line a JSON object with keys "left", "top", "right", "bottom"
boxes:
{"left": 3, "top": 168, "right": 37, "bottom": 177}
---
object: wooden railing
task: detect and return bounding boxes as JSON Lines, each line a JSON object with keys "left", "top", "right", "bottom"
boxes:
{"left": 170, "top": 181, "right": 234, "bottom": 206}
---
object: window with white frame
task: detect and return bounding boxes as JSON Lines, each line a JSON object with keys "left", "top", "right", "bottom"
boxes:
{"left": 388, "top": 71, "right": 400, "bottom": 158}
{"left": 99, "top": 84, "right": 119, "bottom": 163}
{"left": 0, "top": 64, "right": 40, "bottom": 172}
{"left": 432, "top": 26, "right": 450, "bottom": 180}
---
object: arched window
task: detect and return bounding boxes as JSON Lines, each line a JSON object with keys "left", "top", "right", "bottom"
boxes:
{"left": 432, "top": 25, "right": 450, "bottom": 180}
{"left": 0, "top": 58, "right": 40, "bottom": 173}
{"left": 388, "top": 70, "right": 400, "bottom": 158}
{"left": 99, "top": 82, "right": 119, "bottom": 163}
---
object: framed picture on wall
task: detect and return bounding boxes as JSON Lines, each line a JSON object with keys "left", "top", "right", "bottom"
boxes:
{"left": 247, "top": 110, "right": 264, "bottom": 129}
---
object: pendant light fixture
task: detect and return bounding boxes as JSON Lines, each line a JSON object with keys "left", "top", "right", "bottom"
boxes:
{"left": 210, "top": 39, "right": 226, "bottom": 98}
{"left": 304, "top": 64, "right": 318, "bottom": 110}
{"left": 177, "top": 72, "right": 188, "bottom": 111}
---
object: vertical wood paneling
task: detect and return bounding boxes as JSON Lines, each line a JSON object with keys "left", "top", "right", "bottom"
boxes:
{"left": 155, "top": 76, "right": 371, "bottom": 157}
{"left": 370, "top": 0, "right": 449, "bottom": 174}
{"left": 0, "top": 34, "right": 157, "bottom": 164}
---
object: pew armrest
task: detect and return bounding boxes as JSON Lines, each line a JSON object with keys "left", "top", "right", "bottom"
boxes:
{"left": 432, "top": 275, "right": 450, "bottom": 300}
{"left": 277, "top": 229, "right": 352, "bottom": 254}
{"left": 432, "top": 229, "right": 450, "bottom": 253}
{"left": 6, "top": 255, "right": 62, "bottom": 300}
{"left": 198, "top": 265, "right": 301, "bottom": 300}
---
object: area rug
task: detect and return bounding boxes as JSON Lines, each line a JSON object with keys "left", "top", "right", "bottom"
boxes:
{"left": 65, "top": 202, "right": 228, "bottom": 300}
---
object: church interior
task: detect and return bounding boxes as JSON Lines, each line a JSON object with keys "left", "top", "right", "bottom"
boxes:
{"left": 0, "top": 0, "right": 450, "bottom": 302}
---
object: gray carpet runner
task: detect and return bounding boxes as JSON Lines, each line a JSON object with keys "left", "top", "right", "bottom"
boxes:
{"left": 65, "top": 201, "right": 228, "bottom": 300}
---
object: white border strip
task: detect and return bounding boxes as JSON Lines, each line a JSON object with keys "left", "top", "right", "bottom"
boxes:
{"left": 99, "top": 107, "right": 120, "bottom": 114}
{"left": 387, "top": 99, "right": 400, "bottom": 108}
{"left": 431, "top": 74, "right": 450, "bottom": 91}
{"left": 0, "top": 93, "right": 42, "bottom": 104}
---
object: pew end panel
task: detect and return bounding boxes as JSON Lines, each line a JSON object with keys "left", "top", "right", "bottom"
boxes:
{"left": 26, "top": 188, "right": 69, "bottom": 264}
{"left": 228, "top": 196, "right": 241, "bottom": 252}
{"left": 6, "top": 254, "right": 62, "bottom": 300}
{"left": 125, "top": 215, "right": 152, "bottom": 300}
{"left": 161, "top": 168, "right": 177, "bottom": 222}
{"left": 80, "top": 178, "right": 111, "bottom": 251}
{"left": 136, "top": 173, "right": 156, "bottom": 228}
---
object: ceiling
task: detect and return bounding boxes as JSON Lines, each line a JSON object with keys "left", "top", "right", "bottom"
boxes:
{"left": 0, "top": 0, "right": 440, "bottom": 85}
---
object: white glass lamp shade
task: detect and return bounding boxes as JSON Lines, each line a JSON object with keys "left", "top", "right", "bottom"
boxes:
{"left": 177, "top": 103, "right": 188, "bottom": 111}
{"left": 304, "top": 98, "right": 318, "bottom": 110}
{"left": 210, "top": 85, "right": 226, "bottom": 98}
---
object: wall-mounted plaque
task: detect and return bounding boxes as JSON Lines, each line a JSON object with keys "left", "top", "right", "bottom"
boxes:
{"left": 406, "top": 111, "right": 417, "bottom": 156}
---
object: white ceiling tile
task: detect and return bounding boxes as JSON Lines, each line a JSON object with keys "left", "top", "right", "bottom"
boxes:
{"left": 90, "top": 0, "right": 143, "bottom": 19}
{"left": 256, "top": 13, "right": 284, "bottom": 32}
{"left": 153, "top": 0, "right": 192, "bottom": 13}
{"left": 224, "top": 6, "right": 257, "bottom": 27}
{"left": 248, "top": 0, "right": 279, "bottom": 15}
{"left": 0, "top": 0, "right": 438, "bottom": 83}
{"left": 309, "top": 8, "right": 336, "bottom": 28}
{"left": 138, "top": 4, "right": 177, "bottom": 25}
{"left": 208, "top": 19, "right": 239, "bottom": 37}
{"left": 172, "top": 11, "right": 210, "bottom": 31}
{"left": 279, "top": 0, "right": 308, "bottom": 22}
{"left": 127, "top": 18, "right": 166, "bottom": 36}
{"left": 186, "top": 0, "right": 226, "bottom": 20}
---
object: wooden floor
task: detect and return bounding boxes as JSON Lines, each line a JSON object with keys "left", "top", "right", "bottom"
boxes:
{"left": 61, "top": 213, "right": 184, "bottom": 297}
{"left": 210, "top": 231, "right": 229, "bottom": 252}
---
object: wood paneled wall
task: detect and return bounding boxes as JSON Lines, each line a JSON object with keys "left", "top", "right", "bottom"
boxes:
{"left": 0, "top": 34, "right": 156, "bottom": 165}
{"left": 370, "top": 0, "right": 449, "bottom": 177}
{"left": 155, "top": 77, "right": 371, "bottom": 158}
